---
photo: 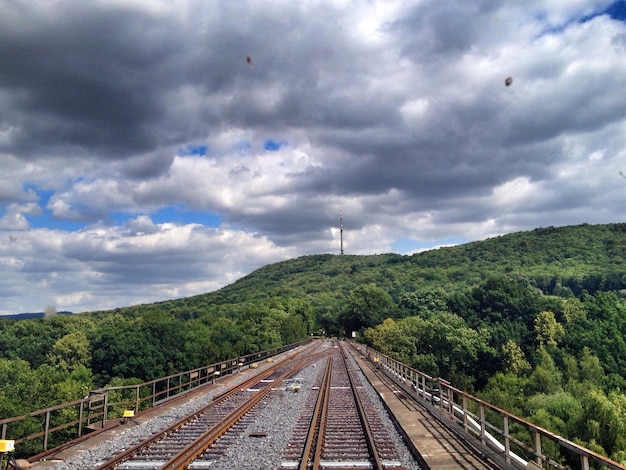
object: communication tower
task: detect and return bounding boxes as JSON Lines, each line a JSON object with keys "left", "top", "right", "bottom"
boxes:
{"left": 340, "top": 209, "right": 344, "bottom": 255}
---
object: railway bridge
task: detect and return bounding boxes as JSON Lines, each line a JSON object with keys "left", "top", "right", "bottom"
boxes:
{"left": 1, "top": 339, "right": 624, "bottom": 470}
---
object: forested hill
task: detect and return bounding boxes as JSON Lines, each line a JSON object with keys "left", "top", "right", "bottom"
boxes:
{"left": 4, "top": 222, "right": 626, "bottom": 462}
{"left": 156, "top": 222, "right": 626, "bottom": 318}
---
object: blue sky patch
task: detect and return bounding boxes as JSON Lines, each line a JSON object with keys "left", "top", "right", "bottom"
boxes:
{"left": 179, "top": 145, "right": 208, "bottom": 156}
{"left": 579, "top": 1, "right": 626, "bottom": 23}
{"left": 111, "top": 206, "right": 222, "bottom": 227}
{"left": 264, "top": 139, "right": 287, "bottom": 151}
{"left": 392, "top": 236, "right": 468, "bottom": 254}
{"left": 149, "top": 206, "right": 222, "bottom": 227}
{"left": 21, "top": 186, "right": 223, "bottom": 232}
{"left": 538, "top": 1, "right": 626, "bottom": 37}
{"left": 605, "top": 1, "right": 626, "bottom": 21}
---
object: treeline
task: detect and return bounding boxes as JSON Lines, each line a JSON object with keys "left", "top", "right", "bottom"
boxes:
{"left": 0, "top": 297, "right": 313, "bottom": 425}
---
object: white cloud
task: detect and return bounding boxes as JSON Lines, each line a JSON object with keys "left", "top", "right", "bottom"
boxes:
{"left": 492, "top": 177, "right": 543, "bottom": 210}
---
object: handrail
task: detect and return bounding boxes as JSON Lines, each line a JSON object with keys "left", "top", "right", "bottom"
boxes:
{"left": 350, "top": 342, "right": 626, "bottom": 470}
{"left": 0, "top": 339, "right": 310, "bottom": 459}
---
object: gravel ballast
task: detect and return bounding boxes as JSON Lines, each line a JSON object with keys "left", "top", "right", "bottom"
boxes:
{"left": 45, "top": 345, "right": 423, "bottom": 469}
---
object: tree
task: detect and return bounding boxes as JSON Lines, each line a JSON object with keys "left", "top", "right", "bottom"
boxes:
{"left": 577, "top": 389, "right": 626, "bottom": 458}
{"left": 501, "top": 339, "right": 531, "bottom": 375}
{"left": 364, "top": 318, "right": 417, "bottom": 364}
{"left": 534, "top": 311, "right": 564, "bottom": 348}
{"left": 531, "top": 347, "right": 563, "bottom": 394}
{"left": 398, "top": 288, "right": 449, "bottom": 319}
{"left": 47, "top": 331, "right": 91, "bottom": 372}
{"left": 578, "top": 347, "right": 604, "bottom": 388}
{"left": 339, "top": 284, "right": 394, "bottom": 335}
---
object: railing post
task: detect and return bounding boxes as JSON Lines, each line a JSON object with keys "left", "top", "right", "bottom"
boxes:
{"left": 78, "top": 401, "right": 84, "bottom": 437}
{"left": 102, "top": 391, "right": 109, "bottom": 426}
{"left": 43, "top": 410, "right": 51, "bottom": 451}
{"left": 1, "top": 423, "right": 6, "bottom": 439}
{"left": 462, "top": 396, "right": 468, "bottom": 432}
{"left": 436, "top": 379, "right": 444, "bottom": 417}
{"left": 503, "top": 416, "right": 510, "bottom": 464}
{"left": 533, "top": 431, "right": 542, "bottom": 466}
{"left": 153, "top": 382, "right": 157, "bottom": 407}
{"left": 135, "top": 386, "right": 140, "bottom": 413}
{"left": 480, "top": 403, "right": 486, "bottom": 447}
{"left": 581, "top": 455, "right": 589, "bottom": 470}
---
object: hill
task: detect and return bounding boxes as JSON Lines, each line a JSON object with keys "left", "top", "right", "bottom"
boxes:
{"left": 138, "top": 222, "right": 626, "bottom": 320}
{"left": 4, "top": 222, "right": 626, "bottom": 462}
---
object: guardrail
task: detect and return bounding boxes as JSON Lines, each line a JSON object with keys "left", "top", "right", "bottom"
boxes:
{"left": 351, "top": 343, "right": 626, "bottom": 470}
{"left": 0, "top": 339, "right": 310, "bottom": 458}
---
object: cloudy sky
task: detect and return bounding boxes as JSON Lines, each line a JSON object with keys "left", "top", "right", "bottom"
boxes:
{"left": 1, "top": 0, "right": 626, "bottom": 314}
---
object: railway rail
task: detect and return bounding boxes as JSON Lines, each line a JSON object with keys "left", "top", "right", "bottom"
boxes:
{"left": 95, "top": 342, "right": 325, "bottom": 470}
{"left": 278, "top": 342, "right": 410, "bottom": 470}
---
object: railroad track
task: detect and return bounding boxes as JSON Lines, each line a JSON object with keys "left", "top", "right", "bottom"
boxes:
{"left": 278, "top": 342, "right": 409, "bottom": 470}
{"left": 345, "top": 341, "right": 501, "bottom": 470}
{"left": 95, "top": 342, "right": 326, "bottom": 470}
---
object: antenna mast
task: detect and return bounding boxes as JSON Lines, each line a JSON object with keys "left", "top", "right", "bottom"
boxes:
{"left": 340, "top": 209, "right": 344, "bottom": 255}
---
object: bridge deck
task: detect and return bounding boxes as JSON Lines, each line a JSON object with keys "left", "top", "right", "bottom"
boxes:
{"left": 350, "top": 351, "right": 501, "bottom": 470}
{"left": 28, "top": 344, "right": 502, "bottom": 470}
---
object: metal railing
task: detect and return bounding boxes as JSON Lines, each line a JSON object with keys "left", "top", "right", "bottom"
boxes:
{"left": 0, "top": 339, "right": 310, "bottom": 458}
{"left": 353, "top": 343, "right": 626, "bottom": 470}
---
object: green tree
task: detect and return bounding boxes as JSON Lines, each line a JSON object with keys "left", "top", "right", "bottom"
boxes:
{"left": 207, "top": 317, "right": 241, "bottom": 360}
{"left": 236, "top": 306, "right": 284, "bottom": 354}
{"left": 285, "top": 298, "right": 315, "bottom": 334}
{"left": 47, "top": 330, "right": 92, "bottom": 372}
{"left": 576, "top": 389, "right": 626, "bottom": 458}
{"left": 0, "top": 358, "right": 40, "bottom": 418}
{"left": 339, "top": 284, "right": 394, "bottom": 335}
{"left": 534, "top": 310, "right": 564, "bottom": 348}
{"left": 501, "top": 339, "right": 531, "bottom": 375}
{"left": 479, "top": 372, "right": 531, "bottom": 416}
{"left": 578, "top": 347, "right": 604, "bottom": 388}
{"left": 397, "top": 288, "right": 449, "bottom": 319}
{"left": 364, "top": 318, "right": 416, "bottom": 364}
{"left": 530, "top": 347, "right": 563, "bottom": 394}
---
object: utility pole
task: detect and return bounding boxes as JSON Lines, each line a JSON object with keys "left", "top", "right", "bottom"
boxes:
{"left": 340, "top": 209, "right": 344, "bottom": 255}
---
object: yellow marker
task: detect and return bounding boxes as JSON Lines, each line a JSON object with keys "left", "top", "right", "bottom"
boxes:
{"left": 122, "top": 410, "right": 135, "bottom": 418}
{"left": 0, "top": 440, "right": 15, "bottom": 453}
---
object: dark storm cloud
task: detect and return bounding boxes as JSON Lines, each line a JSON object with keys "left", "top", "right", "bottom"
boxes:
{"left": 388, "top": 0, "right": 502, "bottom": 60}
{"left": 0, "top": 3, "right": 185, "bottom": 158}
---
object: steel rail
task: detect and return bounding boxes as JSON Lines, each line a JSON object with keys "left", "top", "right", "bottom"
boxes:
{"left": 307, "top": 354, "right": 332, "bottom": 470}
{"left": 340, "top": 342, "right": 385, "bottom": 470}
{"left": 296, "top": 354, "right": 332, "bottom": 470}
{"left": 159, "top": 355, "right": 314, "bottom": 469}
{"left": 94, "top": 367, "right": 282, "bottom": 470}
{"left": 95, "top": 342, "right": 320, "bottom": 470}
{"left": 307, "top": 343, "right": 385, "bottom": 470}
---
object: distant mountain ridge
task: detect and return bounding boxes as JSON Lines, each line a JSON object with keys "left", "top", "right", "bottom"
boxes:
{"left": 2, "top": 311, "right": 73, "bottom": 321}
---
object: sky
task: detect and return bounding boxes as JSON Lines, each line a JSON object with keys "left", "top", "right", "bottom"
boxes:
{"left": 1, "top": 0, "right": 626, "bottom": 315}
